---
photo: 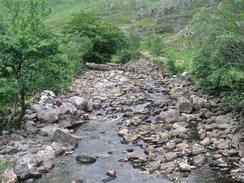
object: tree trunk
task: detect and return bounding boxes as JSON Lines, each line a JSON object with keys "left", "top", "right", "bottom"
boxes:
{"left": 19, "top": 90, "right": 26, "bottom": 121}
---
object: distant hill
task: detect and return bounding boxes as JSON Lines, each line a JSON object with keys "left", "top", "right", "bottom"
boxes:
{"left": 47, "top": 0, "right": 210, "bottom": 34}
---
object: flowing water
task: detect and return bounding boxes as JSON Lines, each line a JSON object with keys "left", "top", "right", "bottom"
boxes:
{"left": 35, "top": 70, "right": 235, "bottom": 183}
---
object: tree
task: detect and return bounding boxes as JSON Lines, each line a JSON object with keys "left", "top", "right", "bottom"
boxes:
{"left": 0, "top": 0, "right": 73, "bottom": 125}
{"left": 64, "top": 10, "right": 128, "bottom": 64}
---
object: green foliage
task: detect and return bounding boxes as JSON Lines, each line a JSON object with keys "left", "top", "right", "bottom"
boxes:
{"left": 64, "top": 10, "right": 128, "bottom": 64}
{"left": 2, "top": 0, "right": 51, "bottom": 35}
{"left": 190, "top": 0, "right": 244, "bottom": 97}
{"left": 143, "top": 34, "right": 163, "bottom": 56}
{"left": 0, "top": 0, "right": 74, "bottom": 125}
{"left": 116, "top": 50, "right": 141, "bottom": 64}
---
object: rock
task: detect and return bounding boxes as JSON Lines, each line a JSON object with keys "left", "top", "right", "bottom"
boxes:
{"left": 157, "top": 109, "right": 180, "bottom": 123}
{"left": 147, "top": 161, "right": 161, "bottom": 173}
{"left": 53, "top": 129, "right": 79, "bottom": 149}
{"left": 106, "top": 170, "right": 116, "bottom": 177}
{"left": 118, "top": 128, "right": 129, "bottom": 137}
{"left": 160, "top": 162, "right": 177, "bottom": 174}
{"left": 76, "top": 155, "right": 97, "bottom": 164}
{"left": 24, "top": 121, "right": 39, "bottom": 134}
{"left": 198, "top": 129, "right": 206, "bottom": 140}
{"left": 37, "top": 160, "right": 54, "bottom": 173}
{"left": 127, "top": 152, "right": 147, "bottom": 162}
{"left": 200, "top": 137, "right": 211, "bottom": 146}
{"left": 176, "top": 96, "right": 193, "bottom": 113}
{"left": 190, "top": 95, "right": 206, "bottom": 111}
{"left": 59, "top": 102, "right": 77, "bottom": 115}
{"left": 177, "top": 143, "right": 189, "bottom": 151}
{"left": 39, "top": 90, "right": 56, "bottom": 104}
{"left": 192, "top": 144, "right": 206, "bottom": 155}
{"left": 193, "top": 154, "right": 206, "bottom": 167}
{"left": 59, "top": 115, "right": 82, "bottom": 129}
{"left": 51, "top": 142, "right": 65, "bottom": 156}
{"left": 37, "top": 109, "right": 59, "bottom": 123}
{"left": 69, "top": 96, "right": 88, "bottom": 111}
{"left": 102, "top": 176, "right": 117, "bottom": 182}
{"left": 164, "top": 152, "right": 177, "bottom": 161}
{"left": 179, "top": 162, "right": 195, "bottom": 172}
{"left": 215, "top": 139, "right": 230, "bottom": 150}
{"left": 41, "top": 124, "right": 59, "bottom": 137}
{"left": 1, "top": 168, "right": 17, "bottom": 183}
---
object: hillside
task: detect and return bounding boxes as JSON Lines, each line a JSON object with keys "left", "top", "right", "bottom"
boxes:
{"left": 47, "top": 0, "right": 209, "bottom": 34}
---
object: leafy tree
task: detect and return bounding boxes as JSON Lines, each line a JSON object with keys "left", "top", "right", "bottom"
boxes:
{"left": 64, "top": 10, "right": 128, "bottom": 64}
{"left": 0, "top": 0, "right": 73, "bottom": 125}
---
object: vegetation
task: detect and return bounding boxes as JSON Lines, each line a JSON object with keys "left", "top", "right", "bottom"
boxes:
{"left": 0, "top": 0, "right": 243, "bottom": 129}
{"left": 189, "top": 0, "right": 244, "bottom": 97}
{"left": 0, "top": 161, "right": 12, "bottom": 181}
{"left": 0, "top": 0, "right": 73, "bottom": 126}
{"left": 64, "top": 10, "right": 128, "bottom": 64}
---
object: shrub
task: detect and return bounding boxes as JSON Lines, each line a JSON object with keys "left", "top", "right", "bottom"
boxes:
{"left": 144, "top": 34, "right": 163, "bottom": 56}
{"left": 117, "top": 50, "right": 141, "bottom": 64}
{"left": 189, "top": 0, "right": 244, "bottom": 97}
{"left": 64, "top": 10, "right": 128, "bottom": 64}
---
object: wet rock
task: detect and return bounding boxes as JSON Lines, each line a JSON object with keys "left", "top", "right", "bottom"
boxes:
{"left": 1, "top": 168, "right": 17, "bottom": 183}
{"left": 106, "top": 170, "right": 116, "bottom": 177}
{"left": 53, "top": 129, "right": 79, "bottom": 149}
{"left": 69, "top": 96, "right": 88, "bottom": 111}
{"left": 102, "top": 176, "right": 117, "bottom": 182}
{"left": 176, "top": 96, "right": 193, "bottom": 113}
{"left": 37, "top": 109, "right": 59, "bottom": 123}
{"left": 127, "top": 152, "right": 147, "bottom": 162}
{"left": 76, "top": 155, "right": 97, "bottom": 164}
{"left": 179, "top": 162, "right": 195, "bottom": 172}
{"left": 193, "top": 154, "right": 206, "bottom": 167}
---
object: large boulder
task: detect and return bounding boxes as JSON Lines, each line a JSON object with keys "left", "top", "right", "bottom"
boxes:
{"left": 53, "top": 129, "right": 80, "bottom": 150}
{"left": 69, "top": 96, "right": 88, "bottom": 111}
{"left": 37, "top": 109, "right": 59, "bottom": 123}
{"left": 59, "top": 115, "right": 83, "bottom": 129}
{"left": 176, "top": 96, "right": 193, "bottom": 113}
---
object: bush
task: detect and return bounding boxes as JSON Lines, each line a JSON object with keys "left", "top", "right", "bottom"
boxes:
{"left": 143, "top": 34, "right": 163, "bottom": 56}
{"left": 117, "top": 50, "right": 141, "bottom": 64}
{"left": 64, "top": 10, "right": 128, "bottom": 64}
{"left": 189, "top": 0, "right": 244, "bottom": 97}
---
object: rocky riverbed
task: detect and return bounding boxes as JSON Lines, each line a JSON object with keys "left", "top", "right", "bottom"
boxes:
{"left": 1, "top": 60, "right": 243, "bottom": 183}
